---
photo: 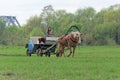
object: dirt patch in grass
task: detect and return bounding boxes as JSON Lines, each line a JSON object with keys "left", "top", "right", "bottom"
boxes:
{"left": 0, "top": 73, "right": 16, "bottom": 76}
{"left": 0, "top": 54, "right": 25, "bottom": 56}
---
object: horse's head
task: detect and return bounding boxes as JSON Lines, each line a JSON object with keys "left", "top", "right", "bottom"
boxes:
{"left": 70, "top": 31, "right": 82, "bottom": 44}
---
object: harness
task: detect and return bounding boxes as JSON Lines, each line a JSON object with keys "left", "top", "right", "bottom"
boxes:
{"left": 69, "top": 34, "right": 78, "bottom": 44}
{"left": 61, "top": 35, "right": 78, "bottom": 44}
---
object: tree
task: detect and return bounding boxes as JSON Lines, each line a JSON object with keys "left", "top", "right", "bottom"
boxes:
{"left": 92, "top": 4, "right": 120, "bottom": 45}
{"left": 23, "top": 4, "right": 120, "bottom": 46}
{"left": 75, "top": 7, "right": 96, "bottom": 27}
{"left": 0, "top": 18, "right": 6, "bottom": 34}
{"left": 40, "top": 5, "right": 54, "bottom": 29}
{"left": 24, "top": 15, "right": 42, "bottom": 34}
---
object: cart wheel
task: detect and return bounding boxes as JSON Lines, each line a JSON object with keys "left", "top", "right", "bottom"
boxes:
{"left": 29, "top": 52, "right": 31, "bottom": 56}
{"left": 45, "top": 50, "right": 51, "bottom": 57}
{"left": 26, "top": 49, "right": 31, "bottom": 56}
{"left": 40, "top": 50, "right": 43, "bottom": 57}
{"left": 37, "top": 49, "right": 40, "bottom": 56}
{"left": 36, "top": 49, "right": 39, "bottom": 56}
{"left": 48, "top": 52, "right": 50, "bottom": 57}
{"left": 37, "top": 48, "right": 43, "bottom": 57}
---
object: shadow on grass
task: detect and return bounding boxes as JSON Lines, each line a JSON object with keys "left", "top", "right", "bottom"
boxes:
{"left": 0, "top": 54, "right": 25, "bottom": 57}
{"left": 0, "top": 73, "right": 16, "bottom": 76}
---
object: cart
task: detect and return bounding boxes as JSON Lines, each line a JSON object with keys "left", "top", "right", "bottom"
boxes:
{"left": 25, "top": 36, "right": 59, "bottom": 57}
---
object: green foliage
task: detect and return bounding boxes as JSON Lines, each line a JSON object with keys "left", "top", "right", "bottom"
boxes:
{"left": 1, "top": 4, "right": 120, "bottom": 45}
{"left": 0, "top": 26, "right": 26, "bottom": 45}
{"left": 93, "top": 21, "right": 120, "bottom": 45}
{"left": 0, "top": 18, "right": 6, "bottom": 30}
{"left": 75, "top": 7, "right": 96, "bottom": 27}
{"left": 41, "top": 5, "right": 54, "bottom": 27}
{"left": 30, "top": 27, "right": 44, "bottom": 36}
{"left": 24, "top": 15, "right": 42, "bottom": 34}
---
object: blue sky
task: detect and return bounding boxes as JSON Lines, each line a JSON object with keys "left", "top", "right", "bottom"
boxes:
{"left": 0, "top": 0, "right": 120, "bottom": 25}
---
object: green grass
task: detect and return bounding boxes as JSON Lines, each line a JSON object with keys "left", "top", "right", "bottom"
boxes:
{"left": 0, "top": 46, "right": 120, "bottom": 80}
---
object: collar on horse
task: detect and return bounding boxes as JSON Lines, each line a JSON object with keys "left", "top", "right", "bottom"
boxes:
{"left": 69, "top": 36, "right": 78, "bottom": 43}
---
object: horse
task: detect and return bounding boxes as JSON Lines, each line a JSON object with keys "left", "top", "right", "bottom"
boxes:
{"left": 56, "top": 31, "right": 82, "bottom": 57}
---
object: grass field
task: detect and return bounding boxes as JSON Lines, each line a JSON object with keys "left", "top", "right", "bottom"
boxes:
{"left": 0, "top": 46, "right": 120, "bottom": 80}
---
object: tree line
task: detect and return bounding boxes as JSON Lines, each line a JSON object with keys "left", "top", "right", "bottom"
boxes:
{"left": 0, "top": 4, "right": 120, "bottom": 46}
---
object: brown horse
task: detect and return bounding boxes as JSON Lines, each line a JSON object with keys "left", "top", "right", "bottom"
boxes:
{"left": 56, "top": 31, "right": 82, "bottom": 57}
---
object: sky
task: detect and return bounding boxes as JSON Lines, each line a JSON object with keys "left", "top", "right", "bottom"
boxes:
{"left": 0, "top": 0, "right": 120, "bottom": 25}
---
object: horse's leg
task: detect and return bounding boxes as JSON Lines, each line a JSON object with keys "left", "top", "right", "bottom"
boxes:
{"left": 67, "top": 47, "right": 72, "bottom": 57}
{"left": 63, "top": 47, "right": 66, "bottom": 57}
{"left": 61, "top": 46, "right": 65, "bottom": 57}
{"left": 56, "top": 50, "right": 59, "bottom": 57}
{"left": 67, "top": 42, "right": 72, "bottom": 57}
{"left": 59, "top": 49, "right": 62, "bottom": 57}
{"left": 59, "top": 45, "right": 64, "bottom": 57}
{"left": 56, "top": 43, "right": 60, "bottom": 57}
{"left": 72, "top": 47, "right": 76, "bottom": 57}
{"left": 56, "top": 43, "right": 62, "bottom": 57}
{"left": 62, "top": 46, "right": 65, "bottom": 57}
